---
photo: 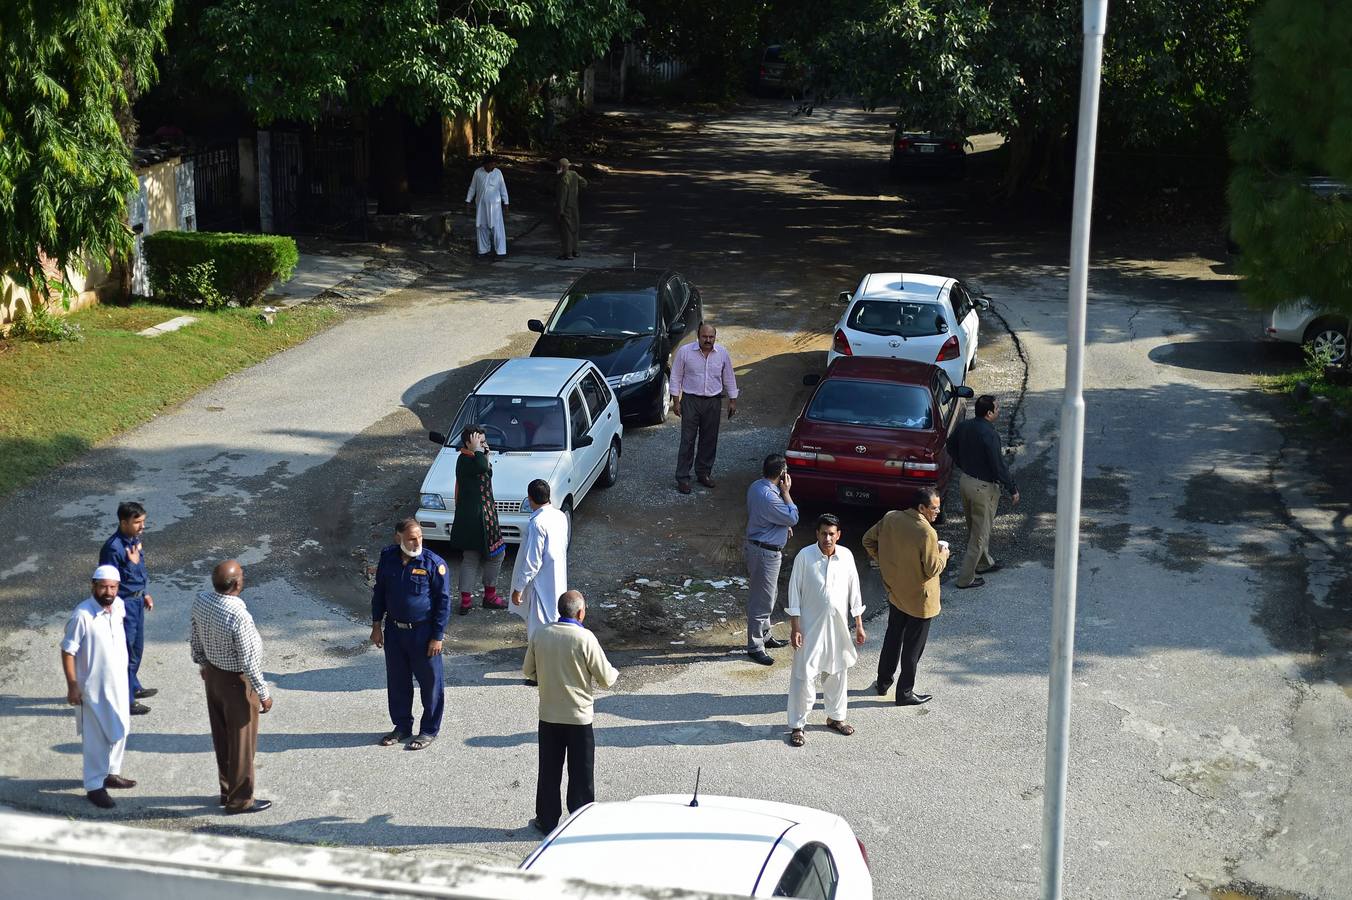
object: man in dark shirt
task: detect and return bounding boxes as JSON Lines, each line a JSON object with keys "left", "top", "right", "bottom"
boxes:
{"left": 99, "top": 501, "right": 154, "bottom": 714}
{"left": 946, "top": 395, "right": 1019, "bottom": 588}
{"left": 370, "top": 519, "right": 451, "bottom": 751}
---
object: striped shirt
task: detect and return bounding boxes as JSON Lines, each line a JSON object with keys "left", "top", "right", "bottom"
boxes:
{"left": 189, "top": 591, "right": 269, "bottom": 701}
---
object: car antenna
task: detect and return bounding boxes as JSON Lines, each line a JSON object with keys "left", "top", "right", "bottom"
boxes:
{"left": 632, "top": 251, "right": 637, "bottom": 270}
{"left": 689, "top": 767, "right": 701, "bottom": 808}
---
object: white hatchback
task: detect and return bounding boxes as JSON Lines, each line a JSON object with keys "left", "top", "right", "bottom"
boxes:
{"left": 1262, "top": 299, "right": 1349, "bottom": 365}
{"left": 415, "top": 358, "right": 622, "bottom": 543}
{"left": 827, "top": 272, "right": 988, "bottom": 387}
{"left": 520, "top": 795, "right": 873, "bottom": 899}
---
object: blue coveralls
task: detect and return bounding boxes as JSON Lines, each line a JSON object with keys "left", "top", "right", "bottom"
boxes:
{"left": 371, "top": 545, "right": 451, "bottom": 737}
{"left": 100, "top": 530, "right": 147, "bottom": 698}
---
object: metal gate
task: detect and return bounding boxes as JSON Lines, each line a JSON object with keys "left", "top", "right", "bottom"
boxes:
{"left": 270, "top": 130, "right": 367, "bottom": 237}
{"left": 189, "top": 143, "right": 240, "bottom": 231}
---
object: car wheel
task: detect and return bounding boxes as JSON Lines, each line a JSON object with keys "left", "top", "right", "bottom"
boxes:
{"left": 1305, "top": 319, "right": 1349, "bottom": 365}
{"left": 561, "top": 499, "right": 574, "bottom": 547}
{"left": 598, "top": 439, "right": 620, "bottom": 488}
{"left": 643, "top": 372, "right": 669, "bottom": 426}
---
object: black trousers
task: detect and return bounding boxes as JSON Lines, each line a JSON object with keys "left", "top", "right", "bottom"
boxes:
{"left": 536, "top": 720, "right": 595, "bottom": 829}
{"left": 675, "top": 394, "right": 722, "bottom": 481}
{"left": 877, "top": 605, "right": 933, "bottom": 696}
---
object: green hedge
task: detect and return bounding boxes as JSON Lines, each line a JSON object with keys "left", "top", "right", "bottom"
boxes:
{"left": 143, "top": 231, "right": 299, "bottom": 308}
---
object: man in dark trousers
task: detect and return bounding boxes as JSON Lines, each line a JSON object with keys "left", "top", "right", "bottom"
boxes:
{"left": 523, "top": 590, "right": 618, "bottom": 834}
{"left": 945, "top": 394, "right": 1019, "bottom": 589}
{"left": 555, "top": 158, "right": 587, "bottom": 259}
{"left": 370, "top": 519, "right": 451, "bottom": 751}
{"left": 863, "top": 486, "right": 948, "bottom": 706}
{"left": 669, "top": 323, "right": 739, "bottom": 494}
{"left": 99, "top": 501, "right": 154, "bottom": 715}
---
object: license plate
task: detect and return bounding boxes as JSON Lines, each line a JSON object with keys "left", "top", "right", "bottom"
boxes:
{"left": 837, "top": 484, "right": 875, "bottom": 505}
{"left": 919, "top": 145, "right": 936, "bottom": 154}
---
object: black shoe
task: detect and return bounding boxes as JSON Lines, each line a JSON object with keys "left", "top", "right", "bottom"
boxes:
{"left": 557, "top": 254, "right": 570, "bottom": 260}
{"left": 225, "top": 799, "right": 274, "bottom": 815}
{"left": 896, "top": 691, "right": 932, "bottom": 706}
{"left": 129, "top": 701, "right": 151, "bottom": 715}
{"left": 528, "top": 817, "right": 553, "bottom": 835}
{"left": 875, "top": 681, "right": 892, "bottom": 697}
{"left": 977, "top": 562, "right": 1003, "bottom": 575}
{"left": 676, "top": 480, "right": 692, "bottom": 494}
{"left": 86, "top": 788, "right": 115, "bottom": 809}
{"left": 747, "top": 650, "right": 774, "bottom": 666}
{"left": 524, "top": 678, "right": 539, "bottom": 687}
{"left": 764, "top": 636, "right": 789, "bottom": 649}
{"left": 134, "top": 688, "right": 158, "bottom": 699}
{"left": 104, "top": 774, "right": 137, "bottom": 789}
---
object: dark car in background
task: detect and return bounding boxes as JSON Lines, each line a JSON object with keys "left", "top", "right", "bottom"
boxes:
{"left": 528, "top": 267, "right": 703, "bottom": 425}
{"left": 890, "top": 130, "right": 966, "bottom": 179}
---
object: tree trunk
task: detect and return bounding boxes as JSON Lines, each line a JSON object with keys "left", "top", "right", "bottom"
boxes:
{"left": 373, "top": 104, "right": 411, "bottom": 215}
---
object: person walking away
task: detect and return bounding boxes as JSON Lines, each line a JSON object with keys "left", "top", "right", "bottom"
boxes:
{"left": 670, "top": 323, "right": 739, "bottom": 494}
{"left": 556, "top": 158, "right": 588, "bottom": 260}
{"left": 62, "top": 566, "right": 137, "bottom": 809}
{"left": 785, "top": 514, "right": 865, "bottom": 746}
{"left": 448, "top": 425, "right": 508, "bottom": 615}
{"left": 189, "top": 559, "right": 274, "bottom": 813}
{"left": 370, "top": 520, "right": 451, "bottom": 751}
{"left": 511, "top": 480, "right": 569, "bottom": 642}
{"left": 522, "top": 590, "right": 618, "bottom": 834}
{"left": 465, "top": 155, "right": 510, "bottom": 259}
{"left": 946, "top": 394, "right": 1019, "bottom": 589}
{"left": 864, "top": 486, "right": 948, "bottom": 706}
{"left": 744, "top": 453, "right": 798, "bottom": 666}
{"left": 99, "top": 501, "right": 154, "bottom": 714}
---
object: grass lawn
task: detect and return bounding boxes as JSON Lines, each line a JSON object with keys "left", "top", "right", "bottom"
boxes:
{"left": 1263, "top": 356, "right": 1352, "bottom": 428}
{"left": 0, "top": 301, "right": 341, "bottom": 499}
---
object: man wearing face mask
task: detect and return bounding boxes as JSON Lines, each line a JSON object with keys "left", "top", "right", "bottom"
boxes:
{"left": 61, "top": 566, "right": 137, "bottom": 809}
{"left": 371, "top": 519, "right": 451, "bottom": 751}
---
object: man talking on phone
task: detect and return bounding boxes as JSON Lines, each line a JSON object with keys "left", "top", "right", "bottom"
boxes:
{"left": 743, "top": 454, "right": 799, "bottom": 666}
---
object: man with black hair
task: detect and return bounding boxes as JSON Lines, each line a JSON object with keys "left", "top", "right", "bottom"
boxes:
{"left": 946, "top": 394, "right": 1019, "bottom": 589}
{"left": 744, "top": 453, "right": 798, "bottom": 666}
{"left": 99, "top": 501, "right": 154, "bottom": 714}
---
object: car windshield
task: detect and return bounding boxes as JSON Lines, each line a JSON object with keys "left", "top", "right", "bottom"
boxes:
{"left": 546, "top": 288, "right": 657, "bottom": 336}
{"left": 847, "top": 299, "right": 945, "bottom": 337}
{"left": 807, "top": 380, "right": 933, "bottom": 430}
{"left": 450, "top": 395, "right": 566, "bottom": 452}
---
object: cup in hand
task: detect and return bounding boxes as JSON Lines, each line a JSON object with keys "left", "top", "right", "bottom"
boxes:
{"left": 938, "top": 540, "right": 950, "bottom": 553}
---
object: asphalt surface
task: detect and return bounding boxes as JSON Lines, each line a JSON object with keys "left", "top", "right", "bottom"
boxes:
{"left": 0, "top": 102, "right": 1348, "bottom": 900}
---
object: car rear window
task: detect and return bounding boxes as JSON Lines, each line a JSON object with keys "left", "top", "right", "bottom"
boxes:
{"left": 806, "top": 380, "right": 933, "bottom": 430}
{"left": 547, "top": 288, "right": 657, "bottom": 336}
{"left": 451, "top": 395, "right": 567, "bottom": 452}
{"left": 847, "top": 299, "right": 945, "bottom": 337}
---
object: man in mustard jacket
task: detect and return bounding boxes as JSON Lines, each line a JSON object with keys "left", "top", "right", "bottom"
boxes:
{"left": 862, "top": 486, "right": 949, "bottom": 706}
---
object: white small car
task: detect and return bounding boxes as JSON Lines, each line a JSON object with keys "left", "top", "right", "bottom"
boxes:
{"left": 1262, "top": 299, "right": 1349, "bottom": 365}
{"left": 415, "top": 358, "right": 622, "bottom": 543}
{"left": 827, "top": 272, "right": 988, "bottom": 387}
{"left": 520, "top": 795, "right": 873, "bottom": 898}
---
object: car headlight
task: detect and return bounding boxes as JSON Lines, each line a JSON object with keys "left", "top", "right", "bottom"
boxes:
{"left": 610, "top": 363, "right": 661, "bottom": 388}
{"left": 420, "top": 493, "right": 447, "bottom": 510}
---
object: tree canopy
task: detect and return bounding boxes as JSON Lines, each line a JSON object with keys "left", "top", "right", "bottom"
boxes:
{"left": 1, "top": 0, "right": 171, "bottom": 298}
{"left": 1228, "top": 0, "right": 1352, "bottom": 316}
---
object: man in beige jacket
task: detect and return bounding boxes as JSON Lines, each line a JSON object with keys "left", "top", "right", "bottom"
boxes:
{"left": 862, "top": 486, "right": 949, "bottom": 706}
{"left": 523, "top": 590, "right": 618, "bottom": 834}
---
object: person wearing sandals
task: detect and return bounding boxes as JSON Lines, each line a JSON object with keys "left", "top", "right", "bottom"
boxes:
{"left": 448, "top": 425, "right": 508, "bottom": 615}
{"left": 785, "top": 514, "right": 866, "bottom": 747}
{"left": 370, "top": 519, "right": 451, "bottom": 752}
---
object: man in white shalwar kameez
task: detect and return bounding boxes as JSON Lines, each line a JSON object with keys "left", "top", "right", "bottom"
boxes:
{"left": 786, "top": 514, "right": 866, "bottom": 746}
{"left": 465, "top": 156, "right": 510, "bottom": 258}
{"left": 61, "top": 565, "right": 137, "bottom": 808}
{"left": 511, "top": 479, "right": 570, "bottom": 642}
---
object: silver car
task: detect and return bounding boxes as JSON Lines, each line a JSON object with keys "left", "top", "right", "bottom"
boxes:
{"left": 1263, "top": 300, "right": 1349, "bottom": 365}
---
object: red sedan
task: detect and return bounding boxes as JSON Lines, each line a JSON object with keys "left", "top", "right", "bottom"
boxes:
{"left": 786, "top": 357, "right": 973, "bottom": 510}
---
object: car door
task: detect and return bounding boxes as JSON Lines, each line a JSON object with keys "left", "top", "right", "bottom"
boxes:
{"left": 950, "top": 281, "right": 979, "bottom": 366}
{"left": 770, "top": 843, "right": 838, "bottom": 899}
{"left": 564, "top": 384, "right": 593, "bottom": 502}
{"left": 578, "top": 370, "right": 616, "bottom": 491}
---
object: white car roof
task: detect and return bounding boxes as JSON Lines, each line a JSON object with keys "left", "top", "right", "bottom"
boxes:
{"left": 525, "top": 796, "right": 828, "bottom": 893}
{"left": 856, "top": 272, "right": 950, "bottom": 303}
{"left": 477, "top": 357, "right": 590, "bottom": 397}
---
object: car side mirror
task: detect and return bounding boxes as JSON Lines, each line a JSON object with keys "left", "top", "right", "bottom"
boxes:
{"left": 574, "top": 434, "right": 594, "bottom": 449}
{"left": 429, "top": 431, "right": 447, "bottom": 445}
{"left": 976, "top": 297, "right": 991, "bottom": 311}
{"left": 527, "top": 319, "right": 545, "bottom": 333}
{"left": 802, "top": 373, "right": 821, "bottom": 386}
{"left": 670, "top": 320, "right": 687, "bottom": 336}
{"left": 956, "top": 386, "right": 975, "bottom": 399}
{"left": 837, "top": 291, "right": 852, "bottom": 305}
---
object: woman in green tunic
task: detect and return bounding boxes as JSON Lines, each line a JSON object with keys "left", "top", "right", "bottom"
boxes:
{"left": 448, "top": 425, "right": 508, "bottom": 614}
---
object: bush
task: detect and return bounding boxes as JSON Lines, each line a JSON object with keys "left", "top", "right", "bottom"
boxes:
{"left": 144, "top": 231, "right": 299, "bottom": 307}
{"left": 6, "top": 304, "right": 83, "bottom": 343}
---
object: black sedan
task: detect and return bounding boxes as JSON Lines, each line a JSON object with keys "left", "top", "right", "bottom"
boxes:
{"left": 528, "top": 268, "right": 703, "bottom": 425}
{"left": 890, "top": 130, "right": 966, "bottom": 179}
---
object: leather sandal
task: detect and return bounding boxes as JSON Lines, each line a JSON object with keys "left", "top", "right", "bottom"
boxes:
{"left": 826, "top": 719, "right": 855, "bottom": 736}
{"left": 406, "top": 734, "right": 436, "bottom": 751}
{"left": 789, "top": 729, "right": 806, "bottom": 747}
{"left": 379, "top": 730, "right": 410, "bottom": 747}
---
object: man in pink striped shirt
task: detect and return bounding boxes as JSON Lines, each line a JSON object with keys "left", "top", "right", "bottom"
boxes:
{"left": 670, "top": 323, "right": 739, "bottom": 493}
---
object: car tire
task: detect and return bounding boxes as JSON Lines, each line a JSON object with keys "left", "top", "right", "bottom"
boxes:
{"left": 642, "top": 372, "right": 669, "bottom": 426}
{"left": 561, "top": 499, "right": 574, "bottom": 547}
{"left": 597, "top": 439, "right": 620, "bottom": 488}
{"left": 1304, "top": 318, "right": 1350, "bottom": 366}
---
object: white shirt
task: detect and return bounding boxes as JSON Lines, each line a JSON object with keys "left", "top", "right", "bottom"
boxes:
{"left": 787, "top": 544, "right": 864, "bottom": 677}
{"left": 61, "top": 597, "right": 131, "bottom": 741}
{"left": 511, "top": 504, "right": 569, "bottom": 639}
{"left": 466, "top": 167, "right": 509, "bottom": 228}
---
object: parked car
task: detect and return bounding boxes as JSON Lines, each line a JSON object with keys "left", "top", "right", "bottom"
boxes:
{"left": 756, "top": 45, "right": 789, "bottom": 94}
{"left": 528, "top": 267, "right": 702, "bottom": 425}
{"left": 520, "top": 794, "right": 873, "bottom": 899}
{"left": 827, "top": 271, "right": 988, "bottom": 387}
{"left": 890, "top": 129, "right": 966, "bottom": 178}
{"left": 415, "top": 358, "right": 622, "bottom": 544}
{"left": 786, "top": 356, "right": 973, "bottom": 510}
{"left": 1263, "top": 300, "right": 1349, "bottom": 365}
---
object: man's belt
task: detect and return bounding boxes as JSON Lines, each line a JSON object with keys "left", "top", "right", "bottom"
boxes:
{"left": 387, "top": 618, "right": 426, "bottom": 630}
{"left": 748, "top": 539, "right": 783, "bottom": 552}
{"left": 684, "top": 392, "right": 722, "bottom": 399}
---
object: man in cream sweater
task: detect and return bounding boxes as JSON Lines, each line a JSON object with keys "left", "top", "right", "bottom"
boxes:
{"left": 523, "top": 590, "right": 619, "bottom": 834}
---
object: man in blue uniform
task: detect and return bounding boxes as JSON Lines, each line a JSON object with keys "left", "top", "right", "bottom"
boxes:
{"left": 99, "top": 501, "right": 154, "bottom": 715}
{"left": 370, "top": 519, "right": 450, "bottom": 751}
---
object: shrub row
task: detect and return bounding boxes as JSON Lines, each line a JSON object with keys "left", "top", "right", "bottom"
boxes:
{"left": 143, "top": 231, "right": 298, "bottom": 308}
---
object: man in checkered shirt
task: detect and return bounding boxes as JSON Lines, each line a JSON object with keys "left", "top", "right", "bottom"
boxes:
{"left": 190, "top": 559, "right": 274, "bottom": 814}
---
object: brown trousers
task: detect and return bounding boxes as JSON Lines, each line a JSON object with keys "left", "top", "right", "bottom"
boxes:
{"left": 956, "top": 472, "right": 999, "bottom": 587}
{"left": 203, "top": 663, "right": 260, "bottom": 809}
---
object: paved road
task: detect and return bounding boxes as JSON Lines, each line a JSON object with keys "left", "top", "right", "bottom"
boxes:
{"left": 0, "top": 102, "right": 1347, "bottom": 900}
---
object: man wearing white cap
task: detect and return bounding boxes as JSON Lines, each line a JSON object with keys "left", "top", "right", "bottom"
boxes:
{"left": 61, "top": 566, "right": 137, "bottom": 808}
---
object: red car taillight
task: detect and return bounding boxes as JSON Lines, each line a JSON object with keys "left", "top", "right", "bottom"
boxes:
{"left": 884, "top": 459, "right": 940, "bottom": 479}
{"left": 786, "top": 449, "right": 837, "bottom": 468}
{"left": 943, "top": 140, "right": 960, "bottom": 151}
{"left": 894, "top": 137, "right": 912, "bottom": 150}
{"left": 936, "top": 334, "right": 960, "bottom": 361}
{"left": 832, "top": 329, "right": 853, "bottom": 356}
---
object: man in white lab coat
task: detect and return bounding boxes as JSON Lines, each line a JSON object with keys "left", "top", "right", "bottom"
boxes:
{"left": 465, "top": 155, "right": 510, "bottom": 258}
{"left": 512, "top": 479, "right": 570, "bottom": 643}
{"left": 786, "top": 513, "right": 865, "bottom": 747}
{"left": 61, "top": 565, "right": 137, "bottom": 808}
